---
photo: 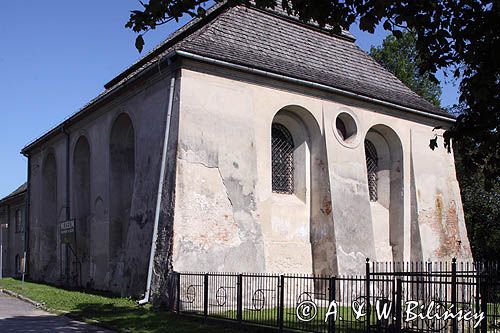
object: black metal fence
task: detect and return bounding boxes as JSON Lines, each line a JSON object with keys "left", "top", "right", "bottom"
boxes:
{"left": 174, "top": 260, "right": 499, "bottom": 332}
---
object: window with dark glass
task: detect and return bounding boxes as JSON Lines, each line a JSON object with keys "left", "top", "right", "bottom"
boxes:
{"left": 15, "top": 209, "right": 23, "bottom": 233}
{"left": 272, "top": 123, "right": 294, "bottom": 194}
{"left": 365, "top": 139, "right": 378, "bottom": 202}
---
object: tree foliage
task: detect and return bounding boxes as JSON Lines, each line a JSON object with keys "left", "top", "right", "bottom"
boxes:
{"left": 453, "top": 116, "right": 500, "bottom": 261}
{"left": 372, "top": 32, "right": 499, "bottom": 260}
{"left": 126, "top": 0, "right": 500, "bottom": 186}
{"left": 370, "top": 31, "right": 441, "bottom": 107}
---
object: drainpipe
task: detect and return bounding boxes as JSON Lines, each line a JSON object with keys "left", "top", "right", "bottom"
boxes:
{"left": 138, "top": 74, "right": 176, "bottom": 305}
{"left": 22, "top": 152, "right": 31, "bottom": 282}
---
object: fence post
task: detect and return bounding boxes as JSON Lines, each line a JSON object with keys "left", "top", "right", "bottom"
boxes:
{"left": 395, "top": 278, "right": 402, "bottom": 333}
{"left": 237, "top": 274, "right": 243, "bottom": 324}
{"left": 366, "top": 258, "right": 371, "bottom": 333}
{"left": 279, "top": 275, "right": 285, "bottom": 332}
{"left": 451, "top": 258, "right": 457, "bottom": 333}
{"left": 176, "top": 272, "right": 181, "bottom": 312}
{"left": 203, "top": 273, "right": 209, "bottom": 319}
{"left": 328, "top": 276, "right": 336, "bottom": 333}
{"left": 480, "top": 271, "right": 488, "bottom": 333}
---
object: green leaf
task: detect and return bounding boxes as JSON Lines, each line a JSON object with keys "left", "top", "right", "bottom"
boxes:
{"left": 135, "top": 35, "right": 145, "bottom": 53}
{"left": 383, "top": 20, "right": 391, "bottom": 30}
{"left": 429, "top": 137, "right": 438, "bottom": 150}
{"left": 197, "top": 6, "right": 206, "bottom": 17}
{"left": 393, "top": 30, "right": 403, "bottom": 39}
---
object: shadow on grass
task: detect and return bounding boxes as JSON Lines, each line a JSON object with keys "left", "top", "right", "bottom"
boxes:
{"left": 70, "top": 303, "right": 274, "bottom": 333}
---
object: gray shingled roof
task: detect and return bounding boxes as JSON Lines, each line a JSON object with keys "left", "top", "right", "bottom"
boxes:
{"left": 22, "top": 3, "right": 451, "bottom": 153}
{"left": 108, "top": 4, "right": 446, "bottom": 116}
{"left": 177, "top": 6, "right": 445, "bottom": 115}
{"left": 0, "top": 183, "right": 27, "bottom": 204}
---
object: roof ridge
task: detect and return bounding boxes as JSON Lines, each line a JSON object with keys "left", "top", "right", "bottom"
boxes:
{"left": 248, "top": 1, "right": 355, "bottom": 41}
{"left": 105, "top": 1, "right": 358, "bottom": 91}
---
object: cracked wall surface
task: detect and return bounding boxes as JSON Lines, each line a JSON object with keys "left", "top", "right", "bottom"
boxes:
{"left": 171, "top": 60, "right": 472, "bottom": 279}
{"left": 26, "top": 70, "right": 177, "bottom": 296}
{"left": 23, "top": 58, "right": 472, "bottom": 298}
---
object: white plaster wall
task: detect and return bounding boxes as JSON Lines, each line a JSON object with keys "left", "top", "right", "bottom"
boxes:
{"left": 173, "top": 61, "right": 472, "bottom": 276}
{"left": 410, "top": 128, "right": 472, "bottom": 262}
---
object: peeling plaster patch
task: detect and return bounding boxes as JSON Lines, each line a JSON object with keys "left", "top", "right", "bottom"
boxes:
{"left": 435, "top": 200, "right": 461, "bottom": 258}
{"left": 220, "top": 176, "right": 256, "bottom": 212}
{"left": 175, "top": 159, "right": 242, "bottom": 254}
{"left": 435, "top": 194, "right": 444, "bottom": 224}
{"left": 321, "top": 197, "right": 332, "bottom": 215}
{"left": 178, "top": 144, "right": 218, "bottom": 168}
{"left": 337, "top": 245, "right": 366, "bottom": 261}
{"left": 336, "top": 245, "right": 367, "bottom": 275}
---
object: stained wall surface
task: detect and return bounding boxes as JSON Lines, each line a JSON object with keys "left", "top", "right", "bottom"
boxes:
{"left": 24, "top": 56, "right": 472, "bottom": 297}
{"left": 171, "top": 60, "right": 472, "bottom": 277}
{"left": 26, "top": 70, "right": 177, "bottom": 296}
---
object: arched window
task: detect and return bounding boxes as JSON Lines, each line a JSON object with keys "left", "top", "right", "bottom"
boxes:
{"left": 365, "top": 139, "right": 378, "bottom": 201}
{"left": 109, "top": 114, "right": 135, "bottom": 261}
{"left": 272, "top": 123, "right": 294, "bottom": 194}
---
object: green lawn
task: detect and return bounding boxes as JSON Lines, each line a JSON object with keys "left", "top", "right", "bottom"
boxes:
{"left": 2, "top": 278, "right": 495, "bottom": 332}
{"left": 0, "top": 278, "right": 267, "bottom": 333}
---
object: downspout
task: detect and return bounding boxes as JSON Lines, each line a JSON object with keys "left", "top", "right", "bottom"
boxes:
{"left": 138, "top": 73, "right": 176, "bottom": 305}
{"left": 22, "top": 152, "right": 31, "bottom": 282}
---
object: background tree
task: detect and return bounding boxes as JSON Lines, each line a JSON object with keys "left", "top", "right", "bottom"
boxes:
{"left": 451, "top": 104, "right": 500, "bottom": 261}
{"left": 371, "top": 31, "right": 500, "bottom": 261}
{"left": 370, "top": 31, "right": 441, "bottom": 107}
{"left": 125, "top": 0, "right": 500, "bottom": 189}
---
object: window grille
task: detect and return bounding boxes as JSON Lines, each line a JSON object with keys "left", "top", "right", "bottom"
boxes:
{"left": 272, "top": 123, "right": 294, "bottom": 194}
{"left": 365, "top": 140, "right": 378, "bottom": 202}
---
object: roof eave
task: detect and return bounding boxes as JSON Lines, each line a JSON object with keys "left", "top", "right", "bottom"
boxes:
{"left": 176, "top": 50, "right": 455, "bottom": 123}
{"left": 21, "top": 51, "right": 178, "bottom": 155}
{"left": 104, "top": 2, "right": 229, "bottom": 90}
{"left": 0, "top": 190, "right": 27, "bottom": 206}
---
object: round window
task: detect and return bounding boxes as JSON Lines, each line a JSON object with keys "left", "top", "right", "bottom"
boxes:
{"left": 333, "top": 112, "right": 360, "bottom": 147}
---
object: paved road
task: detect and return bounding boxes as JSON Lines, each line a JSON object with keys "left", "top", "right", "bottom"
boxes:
{"left": 0, "top": 293, "right": 112, "bottom": 332}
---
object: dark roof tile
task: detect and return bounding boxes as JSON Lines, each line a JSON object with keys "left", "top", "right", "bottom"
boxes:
{"left": 22, "top": 3, "right": 451, "bottom": 153}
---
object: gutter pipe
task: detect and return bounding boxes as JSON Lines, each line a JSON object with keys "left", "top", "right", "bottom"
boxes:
{"left": 175, "top": 50, "right": 455, "bottom": 123}
{"left": 22, "top": 152, "right": 31, "bottom": 282}
{"left": 138, "top": 74, "right": 176, "bottom": 305}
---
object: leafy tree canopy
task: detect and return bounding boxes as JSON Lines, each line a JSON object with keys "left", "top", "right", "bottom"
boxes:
{"left": 126, "top": 0, "right": 500, "bottom": 186}
{"left": 370, "top": 31, "right": 441, "bottom": 107}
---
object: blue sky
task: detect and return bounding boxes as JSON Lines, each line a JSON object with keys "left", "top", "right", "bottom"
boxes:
{"left": 0, "top": 1, "right": 460, "bottom": 198}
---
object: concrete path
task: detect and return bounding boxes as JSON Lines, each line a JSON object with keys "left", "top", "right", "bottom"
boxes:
{"left": 0, "top": 293, "right": 112, "bottom": 332}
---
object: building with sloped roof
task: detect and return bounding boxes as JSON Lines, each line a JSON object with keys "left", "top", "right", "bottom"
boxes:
{"left": 0, "top": 183, "right": 27, "bottom": 278}
{"left": 21, "top": 2, "right": 471, "bottom": 297}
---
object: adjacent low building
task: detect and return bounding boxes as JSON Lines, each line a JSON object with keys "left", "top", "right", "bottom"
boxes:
{"left": 0, "top": 183, "right": 27, "bottom": 278}
{"left": 19, "top": 2, "right": 472, "bottom": 298}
